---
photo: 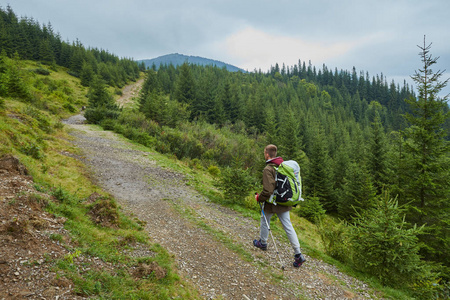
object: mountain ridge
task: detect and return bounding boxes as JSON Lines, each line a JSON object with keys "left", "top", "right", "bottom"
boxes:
{"left": 137, "top": 53, "right": 246, "bottom": 72}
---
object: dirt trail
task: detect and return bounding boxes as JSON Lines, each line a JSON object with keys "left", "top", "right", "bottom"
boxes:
{"left": 62, "top": 81, "right": 382, "bottom": 300}
{"left": 117, "top": 78, "right": 144, "bottom": 108}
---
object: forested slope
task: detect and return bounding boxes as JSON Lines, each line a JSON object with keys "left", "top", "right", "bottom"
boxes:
{"left": 1, "top": 4, "right": 449, "bottom": 299}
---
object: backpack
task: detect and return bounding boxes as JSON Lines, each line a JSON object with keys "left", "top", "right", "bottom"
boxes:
{"left": 267, "top": 160, "right": 304, "bottom": 206}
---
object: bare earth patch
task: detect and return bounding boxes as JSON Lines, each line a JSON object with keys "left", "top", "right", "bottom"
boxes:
{"left": 0, "top": 155, "right": 84, "bottom": 300}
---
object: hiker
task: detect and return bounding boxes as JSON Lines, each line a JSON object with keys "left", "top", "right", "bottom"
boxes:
{"left": 253, "top": 144, "right": 306, "bottom": 268}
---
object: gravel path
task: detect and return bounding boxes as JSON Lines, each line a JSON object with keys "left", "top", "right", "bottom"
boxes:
{"left": 62, "top": 85, "right": 383, "bottom": 299}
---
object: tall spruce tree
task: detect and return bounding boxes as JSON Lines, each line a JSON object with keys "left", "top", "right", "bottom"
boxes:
{"left": 306, "top": 124, "right": 336, "bottom": 212}
{"left": 278, "top": 108, "right": 302, "bottom": 160}
{"left": 338, "top": 162, "right": 377, "bottom": 220}
{"left": 174, "top": 63, "right": 196, "bottom": 105}
{"left": 368, "top": 105, "right": 389, "bottom": 194}
{"left": 84, "top": 75, "right": 120, "bottom": 124}
{"left": 401, "top": 37, "right": 450, "bottom": 272}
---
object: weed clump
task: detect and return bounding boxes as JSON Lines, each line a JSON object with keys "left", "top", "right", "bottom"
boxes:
{"left": 88, "top": 197, "right": 120, "bottom": 228}
{"left": 133, "top": 261, "right": 167, "bottom": 280}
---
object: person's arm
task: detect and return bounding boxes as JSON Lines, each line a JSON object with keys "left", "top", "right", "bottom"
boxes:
{"left": 258, "top": 166, "right": 276, "bottom": 202}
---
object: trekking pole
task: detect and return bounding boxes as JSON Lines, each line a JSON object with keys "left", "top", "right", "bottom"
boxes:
{"left": 259, "top": 201, "right": 285, "bottom": 270}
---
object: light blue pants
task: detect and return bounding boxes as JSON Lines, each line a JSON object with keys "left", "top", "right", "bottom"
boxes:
{"left": 260, "top": 210, "right": 301, "bottom": 255}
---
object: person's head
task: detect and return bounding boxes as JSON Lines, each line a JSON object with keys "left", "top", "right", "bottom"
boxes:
{"left": 264, "top": 144, "right": 277, "bottom": 160}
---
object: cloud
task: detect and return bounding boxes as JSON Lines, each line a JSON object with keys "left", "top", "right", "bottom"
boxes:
{"left": 221, "top": 26, "right": 378, "bottom": 72}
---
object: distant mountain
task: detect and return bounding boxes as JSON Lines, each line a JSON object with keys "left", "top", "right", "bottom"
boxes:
{"left": 137, "top": 53, "right": 245, "bottom": 72}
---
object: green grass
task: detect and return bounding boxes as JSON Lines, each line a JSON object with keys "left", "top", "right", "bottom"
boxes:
{"left": 168, "top": 199, "right": 254, "bottom": 263}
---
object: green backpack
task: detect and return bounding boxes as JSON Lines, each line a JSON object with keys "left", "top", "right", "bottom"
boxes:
{"left": 266, "top": 160, "right": 304, "bottom": 206}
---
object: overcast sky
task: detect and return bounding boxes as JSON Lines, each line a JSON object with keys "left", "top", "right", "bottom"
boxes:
{"left": 4, "top": 0, "right": 450, "bottom": 96}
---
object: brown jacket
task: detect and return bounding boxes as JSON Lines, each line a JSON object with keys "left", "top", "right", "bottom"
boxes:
{"left": 259, "top": 157, "right": 292, "bottom": 214}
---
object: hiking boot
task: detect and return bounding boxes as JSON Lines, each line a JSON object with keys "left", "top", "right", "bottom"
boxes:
{"left": 253, "top": 239, "right": 267, "bottom": 251}
{"left": 293, "top": 253, "right": 306, "bottom": 268}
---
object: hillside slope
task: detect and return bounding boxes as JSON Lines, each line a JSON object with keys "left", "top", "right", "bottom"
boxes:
{"left": 0, "top": 155, "right": 84, "bottom": 299}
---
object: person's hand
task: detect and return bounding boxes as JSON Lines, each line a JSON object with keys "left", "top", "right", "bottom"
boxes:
{"left": 255, "top": 193, "right": 259, "bottom": 202}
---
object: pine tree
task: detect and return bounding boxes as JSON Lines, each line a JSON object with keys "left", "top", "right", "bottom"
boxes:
{"left": 140, "top": 91, "right": 164, "bottom": 123}
{"left": 349, "top": 193, "right": 436, "bottom": 294}
{"left": 139, "top": 69, "right": 160, "bottom": 103}
{"left": 87, "top": 75, "right": 116, "bottom": 108}
{"left": 80, "top": 61, "right": 95, "bottom": 87}
{"left": 5, "top": 53, "right": 31, "bottom": 101}
{"left": 306, "top": 125, "right": 336, "bottom": 212}
{"left": 211, "top": 94, "right": 226, "bottom": 125}
{"left": 263, "top": 107, "right": 278, "bottom": 145}
{"left": 367, "top": 104, "right": 389, "bottom": 194}
{"left": 70, "top": 46, "right": 85, "bottom": 75}
{"left": 278, "top": 108, "right": 302, "bottom": 160}
{"left": 401, "top": 36, "right": 450, "bottom": 272}
{"left": 38, "top": 39, "right": 54, "bottom": 65}
{"left": 338, "top": 162, "right": 377, "bottom": 220}
{"left": 84, "top": 75, "right": 120, "bottom": 124}
{"left": 194, "top": 75, "right": 214, "bottom": 122}
{"left": 174, "top": 63, "right": 196, "bottom": 105}
{"left": 0, "top": 50, "right": 7, "bottom": 97}
{"left": 219, "top": 81, "right": 237, "bottom": 123}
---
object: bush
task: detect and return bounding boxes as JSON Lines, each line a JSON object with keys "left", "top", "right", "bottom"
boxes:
{"left": 63, "top": 103, "right": 76, "bottom": 113}
{"left": 207, "top": 165, "right": 220, "bottom": 177}
{"left": 100, "top": 118, "right": 116, "bottom": 131}
{"left": 22, "top": 105, "right": 53, "bottom": 133}
{"left": 20, "top": 143, "right": 44, "bottom": 160}
{"left": 297, "top": 196, "right": 326, "bottom": 223}
{"left": 0, "top": 97, "right": 4, "bottom": 110}
{"left": 85, "top": 106, "right": 120, "bottom": 124}
{"left": 317, "top": 218, "right": 351, "bottom": 263}
{"left": 217, "top": 161, "right": 255, "bottom": 204}
{"left": 6, "top": 67, "right": 32, "bottom": 101}
{"left": 34, "top": 68, "right": 51, "bottom": 75}
{"left": 158, "top": 127, "right": 204, "bottom": 160}
{"left": 188, "top": 158, "right": 203, "bottom": 170}
{"left": 67, "top": 70, "right": 79, "bottom": 78}
{"left": 118, "top": 110, "right": 148, "bottom": 129}
{"left": 349, "top": 195, "right": 437, "bottom": 293}
{"left": 114, "top": 88, "right": 123, "bottom": 96}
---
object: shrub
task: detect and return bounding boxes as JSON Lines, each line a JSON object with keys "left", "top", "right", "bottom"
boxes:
{"left": 6, "top": 67, "right": 32, "bottom": 101}
{"left": 118, "top": 110, "right": 148, "bottom": 129}
{"left": 349, "top": 195, "right": 437, "bottom": 293}
{"left": 34, "top": 68, "right": 51, "bottom": 75}
{"left": 188, "top": 158, "right": 203, "bottom": 170}
{"left": 317, "top": 218, "right": 351, "bottom": 263}
{"left": 207, "top": 165, "right": 220, "bottom": 177}
{"left": 22, "top": 106, "right": 53, "bottom": 133}
{"left": 217, "top": 158, "right": 255, "bottom": 204}
{"left": 100, "top": 118, "right": 116, "bottom": 131}
{"left": 67, "top": 70, "right": 79, "bottom": 78}
{"left": 297, "top": 196, "right": 326, "bottom": 224}
{"left": 20, "top": 143, "right": 44, "bottom": 160}
{"left": 51, "top": 185, "right": 74, "bottom": 203}
{"left": 63, "top": 103, "right": 76, "bottom": 113}
{"left": 243, "top": 194, "right": 259, "bottom": 210}
{"left": 114, "top": 88, "right": 123, "bottom": 96}
{"left": 85, "top": 106, "right": 120, "bottom": 125}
